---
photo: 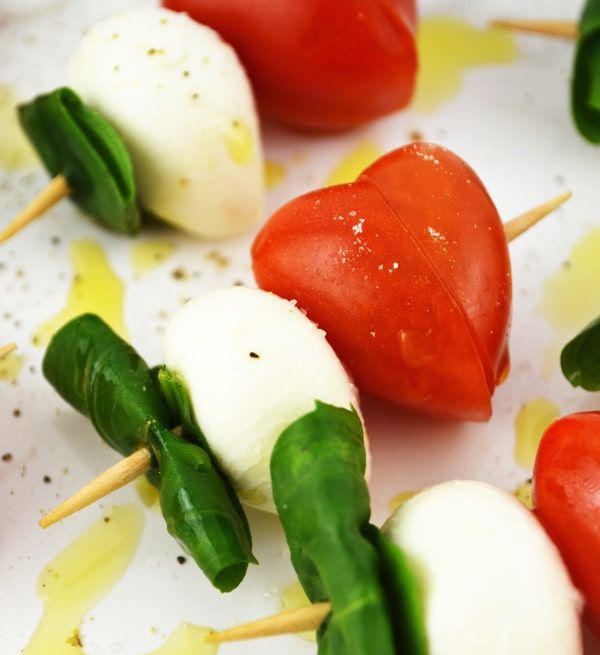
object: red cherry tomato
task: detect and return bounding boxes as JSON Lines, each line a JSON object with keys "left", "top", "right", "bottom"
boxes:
{"left": 162, "top": 0, "right": 418, "bottom": 130}
{"left": 534, "top": 412, "right": 600, "bottom": 638}
{"left": 252, "top": 143, "right": 511, "bottom": 421}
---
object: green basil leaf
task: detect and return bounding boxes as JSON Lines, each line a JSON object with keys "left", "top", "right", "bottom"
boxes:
{"left": 366, "top": 526, "right": 428, "bottom": 655}
{"left": 42, "top": 313, "right": 172, "bottom": 455}
{"left": 18, "top": 87, "right": 141, "bottom": 234}
{"left": 561, "top": 314, "right": 600, "bottom": 390}
{"left": 148, "top": 421, "right": 256, "bottom": 592}
{"left": 271, "top": 401, "right": 400, "bottom": 655}
{"left": 572, "top": 0, "right": 600, "bottom": 142}
{"left": 155, "top": 365, "right": 254, "bottom": 564}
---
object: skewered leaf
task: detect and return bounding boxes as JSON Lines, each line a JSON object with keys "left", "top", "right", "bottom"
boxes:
{"left": 19, "top": 87, "right": 141, "bottom": 233}
{"left": 572, "top": 0, "right": 600, "bottom": 141}
{"left": 42, "top": 313, "right": 171, "bottom": 455}
{"left": 148, "top": 421, "right": 256, "bottom": 592}
{"left": 271, "top": 402, "right": 400, "bottom": 655}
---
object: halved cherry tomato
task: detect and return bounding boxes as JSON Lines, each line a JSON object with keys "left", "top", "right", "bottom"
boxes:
{"left": 534, "top": 412, "right": 600, "bottom": 638}
{"left": 252, "top": 143, "right": 511, "bottom": 421}
{"left": 162, "top": 0, "right": 418, "bottom": 130}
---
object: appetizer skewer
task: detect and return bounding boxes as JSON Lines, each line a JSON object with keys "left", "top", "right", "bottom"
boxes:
{"left": 38, "top": 189, "right": 570, "bottom": 529}
{"left": 1, "top": 8, "right": 264, "bottom": 243}
{"left": 41, "top": 287, "right": 363, "bottom": 591}
{"left": 0, "top": 343, "right": 17, "bottom": 358}
{"left": 253, "top": 143, "right": 572, "bottom": 421}
{"left": 209, "top": 481, "right": 583, "bottom": 653}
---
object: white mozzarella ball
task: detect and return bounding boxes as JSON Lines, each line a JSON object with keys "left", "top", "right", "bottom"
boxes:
{"left": 383, "top": 480, "right": 582, "bottom": 655}
{"left": 69, "top": 7, "right": 263, "bottom": 237}
{"left": 164, "top": 287, "right": 364, "bottom": 512}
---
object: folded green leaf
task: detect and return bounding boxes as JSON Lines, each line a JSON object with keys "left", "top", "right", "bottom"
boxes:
{"left": 366, "top": 525, "right": 427, "bottom": 655}
{"left": 19, "top": 87, "right": 141, "bottom": 234}
{"left": 156, "top": 366, "right": 254, "bottom": 567}
{"left": 561, "top": 314, "right": 600, "bottom": 390}
{"left": 148, "top": 421, "right": 256, "bottom": 593}
{"left": 42, "top": 313, "right": 172, "bottom": 455}
{"left": 271, "top": 402, "right": 402, "bottom": 655}
{"left": 572, "top": 0, "right": 600, "bottom": 142}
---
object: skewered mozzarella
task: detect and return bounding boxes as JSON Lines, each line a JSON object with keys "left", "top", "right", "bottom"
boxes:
{"left": 69, "top": 7, "right": 263, "bottom": 237}
{"left": 384, "top": 480, "right": 582, "bottom": 655}
{"left": 164, "top": 286, "right": 363, "bottom": 512}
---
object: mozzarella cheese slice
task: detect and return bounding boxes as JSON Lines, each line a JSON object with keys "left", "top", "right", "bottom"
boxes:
{"left": 384, "top": 480, "right": 582, "bottom": 654}
{"left": 163, "top": 286, "right": 364, "bottom": 512}
{"left": 69, "top": 7, "right": 263, "bottom": 237}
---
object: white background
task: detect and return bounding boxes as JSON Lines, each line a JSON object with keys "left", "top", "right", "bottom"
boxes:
{"left": 1, "top": 0, "right": 599, "bottom": 653}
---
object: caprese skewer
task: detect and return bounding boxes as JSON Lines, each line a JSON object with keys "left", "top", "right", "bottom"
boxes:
{"left": 1, "top": 7, "right": 264, "bottom": 242}
{"left": 41, "top": 287, "right": 364, "bottom": 591}
{"left": 206, "top": 480, "right": 583, "bottom": 655}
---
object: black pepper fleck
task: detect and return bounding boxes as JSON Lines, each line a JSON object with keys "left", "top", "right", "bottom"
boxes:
{"left": 103, "top": 516, "right": 110, "bottom": 523}
{"left": 1, "top": 453, "right": 12, "bottom": 462}
{"left": 249, "top": 352, "right": 260, "bottom": 359}
{"left": 177, "top": 555, "right": 187, "bottom": 565}
{"left": 43, "top": 475, "right": 51, "bottom": 484}
{"left": 13, "top": 408, "right": 21, "bottom": 417}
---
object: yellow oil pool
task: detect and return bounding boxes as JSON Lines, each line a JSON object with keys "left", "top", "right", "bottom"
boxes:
{"left": 264, "top": 160, "right": 287, "bottom": 189}
{"left": 23, "top": 504, "right": 143, "bottom": 655}
{"left": 281, "top": 582, "right": 316, "bottom": 642}
{"left": 225, "top": 120, "right": 253, "bottom": 165}
{"left": 131, "top": 239, "right": 176, "bottom": 277}
{"left": 326, "top": 140, "right": 382, "bottom": 186}
{"left": 34, "top": 239, "right": 127, "bottom": 346}
{"left": 514, "top": 398, "right": 560, "bottom": 469}
{"left": 413, "top": 17, "right": 518, "bottom": 112}
{"left": 0, "top": 352, "right": 24, "bottom": 383}
{"left": 0, "top": 85, "right": 38, "bottom": 170}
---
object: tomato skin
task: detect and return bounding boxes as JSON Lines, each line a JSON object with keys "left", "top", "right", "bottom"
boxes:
{"left": 252, "top": 144, "right": 511, "bottom": 421}
{"left": 162, "top": 0, "right": 417, "bottom": 130}
{"left": 534, "top": 412, "right": 600, "bottom": 638}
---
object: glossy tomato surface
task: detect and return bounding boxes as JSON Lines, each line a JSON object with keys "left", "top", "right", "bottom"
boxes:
{"left": 162, "top": 0, "right": 417, "bottom": 130}
{"left": 252, "top": 143, "right": 511, "bottom": 421}
{"left": 535, "top": 412, "right": 600, "bottom": 638}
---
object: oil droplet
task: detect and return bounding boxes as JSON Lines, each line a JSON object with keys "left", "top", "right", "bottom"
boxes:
{"left": 135, "top": 476, "right": 161, "bottom": 512}
{"left": 540, "top": 227, "right": 600, "bottom": 376}
{"left": 0, "top": 85, "right": 38, "bottom": 170}
{"left": 147, "top": 624, "right": 217, "bottom": 655}
{"left": 0, "top": 352, "right": 24, "bottom": 383}
{"left": 325, "top": 140, "right": 382, "bottom": 186}
{"left": 413, "top": 17, "right": 518, "bottom": 113}
{"left": 514, "top": 480, "right": 533, "bottom": 510}
{"left": 514, "top": 398, "right": 560, "bottom": 469}
{"left": 389, "top": 490, "right": 419, "bottom": 513}
{"left": 540, "top": 227, "right": 600, "bottom": 333}
{"left": 281, "top": 582, "right": 316, "bottom": 642}
{"left": 131, "top": 239, "right": 176, "bottom": 277}
{"left": 23, "top": 504, "right": 144, "bottom": 655}
{"left": 264, "top": 160, "right": 286, "bottom": 189}
{"left": 225, "top": 120, "right": 253, "bottom": 165}
{"left": 33, "top": 239, "right": 127, "bottom": 346}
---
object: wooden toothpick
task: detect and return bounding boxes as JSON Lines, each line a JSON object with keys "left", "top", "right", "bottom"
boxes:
{"left": 39, "top": 447, "right": 152, "bottom": 528}
{"left": 0, "top": 175, "right": 71, "bottom": 244}
{"left": 503, "top": 191, "right": 571, "bottom": 242}
{"left": 0, "top": 343, "right": 16, "bottom": 359}
{"left": 491, "top": 19, "right": 578, "bottom": 40}
{"left": 206, "top": 602, "right": 331, "bottom": 644}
